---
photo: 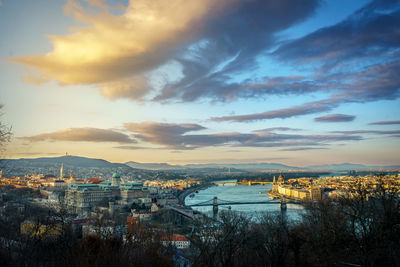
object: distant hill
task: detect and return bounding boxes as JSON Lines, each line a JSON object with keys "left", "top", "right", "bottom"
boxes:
{"left": 1, "top": 156, "right": 128, "bottom": 169}
{"left": 125, "top": 161, "right": 183, "bottom": 170}
{"left": 184, "top": 163, "right": 301, "bottom": 171}
{"left": 2, "top": 156, "right": 398, "bottom": 177}
{"left": 0, "top": 156, "right": 139, "bottom": 178}
{"left": 125, "top": 161, "right": 400, "bottom": 172}
{"left": 306, "top": 163, "right": 400, "bottom": 170}
{"left": 125, "top": 161, "right": 300, "bottom": 171}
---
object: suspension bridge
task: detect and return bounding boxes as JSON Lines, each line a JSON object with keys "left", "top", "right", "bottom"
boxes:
{"left": 186, "top": 197, "right": 304, "bottom": 208}
{"left": 215, "top": 181, "right": 273, "bottom": 186}
{"left": 169, "top": 197, "right": 305, "bottom": 221}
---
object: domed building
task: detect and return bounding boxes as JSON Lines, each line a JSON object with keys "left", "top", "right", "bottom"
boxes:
{"left": 270, "top": 172, "right": 286, "bottom": 196}
{"left": 111, "top": 172, "right": 121, "bottom": 187}
{"left": 65, "top": 172, "right": 150, "bottom": 216}
{"left": 277, "top": 172, "right": 285, "bottom": 184}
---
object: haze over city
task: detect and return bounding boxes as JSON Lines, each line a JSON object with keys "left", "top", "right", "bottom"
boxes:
{"left": 1, "top": 0, "right": 399, "bottom": 166}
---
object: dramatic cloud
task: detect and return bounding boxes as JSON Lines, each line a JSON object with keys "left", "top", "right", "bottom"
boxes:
{"left": 155, "top": 0, "right": 323, "bottom": 102}
{"left": 9, "top": 0, "right": 400, "bottom": 135}
{"left": 11, "top": 0, "right": 320, "bottom": 101}
{"left": 10, "top": 0, "right": 235, "bottom": 86}
{"left": 213, "top": 98, "right": 338, "bottom": 121}
{"left": 155, "top": 0, "right": 400, "bottom": 104}
{"left": 204, "top": 0, "right": 400, "bottom": 122}
{"left": 124, "top": 122, "right": 206, "bottom": 149}
{"left": 315, "top": 114, "right": 355, "bottom": 122}
{"left": 213, "top": 59, "right": 400, "bottom": 121}
{"left": 123, "top": 121, "right": 362, "bottom": 150}
{"left": 20, "top": 127, "right": 135, "bottom": 144}
{"left": 369, "top": 120, "right": 400, "bottom": 125}
{"left": 274, "top": 0, "right": 400, "bottom": 69}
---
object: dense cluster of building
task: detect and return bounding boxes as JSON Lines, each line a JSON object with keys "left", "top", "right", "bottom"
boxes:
{"left": 0, "top": 165, "right": 200, "bottom": 252}
{"left": 269, "top": 172, "right": 400, "bottom": 201}
{"left": 0, "top": 165, "right": 83, "bottom": 188}
{"left": 0, "top": 163, "right": 201, "bottom": 215}
{"left": 144, "top": 178, "right": 200, "bottom": 190}
{"left": 64, "top": 173, "right": 152, "bottom": 215}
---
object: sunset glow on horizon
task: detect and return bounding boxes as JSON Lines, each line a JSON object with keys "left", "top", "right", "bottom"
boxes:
{"left": 1, "top": 0, "right": 399, "bottom": 166}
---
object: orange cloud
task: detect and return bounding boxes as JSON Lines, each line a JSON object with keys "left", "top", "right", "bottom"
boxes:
{"left": 20, "top": 127, "right": 136, "bottom": 144}
{"left": 100, "top": 76, "right": 149, "bottom": 100}
{"left": 84, "top": 0, "right": 108, "bottom": 9}
{"left": 10, "top": 0, "right": 235, "bottom": 99}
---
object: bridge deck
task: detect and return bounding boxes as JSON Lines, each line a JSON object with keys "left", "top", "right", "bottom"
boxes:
{"left": 189, "top": 201, "right": 304, "bottom": 207}
{"left": 215, "top": 181, "right": 273, "bottom": 185}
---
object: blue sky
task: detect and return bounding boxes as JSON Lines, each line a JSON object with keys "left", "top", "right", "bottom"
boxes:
{"left": 1, "top": 0, "right": 399, "bottom": 166}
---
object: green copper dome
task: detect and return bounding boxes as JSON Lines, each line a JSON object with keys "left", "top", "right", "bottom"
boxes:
{"left": 112, "top": 172, "right": 121, "bottom": 179}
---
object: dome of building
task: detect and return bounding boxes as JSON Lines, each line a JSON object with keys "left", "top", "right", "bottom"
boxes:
{"left": 112, "top": 172, "right": 121, "bottom": 179}
{"left": 277, "top": 172, "right": 285, "bottom": 184}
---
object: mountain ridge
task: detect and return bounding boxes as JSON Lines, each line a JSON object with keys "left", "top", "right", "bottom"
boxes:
{"left": 1, "top": 156, "right": 398, "bottom": 172}
{"left": 126, "top": 161, "right": 400, "bottom": 171}
{"left": 1, "top": 155, "right": 128, "bottom": 168}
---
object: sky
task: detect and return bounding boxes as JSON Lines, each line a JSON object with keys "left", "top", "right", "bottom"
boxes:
{"left": 1, "top": 0, "right": 399, "bottom": 166}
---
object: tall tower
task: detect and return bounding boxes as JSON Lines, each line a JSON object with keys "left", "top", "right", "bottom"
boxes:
{"left": 213, "top": 196, "right": 218, "bottom": 217}
{"left": 60, "top": 163, "right": 63, "bottom": 179}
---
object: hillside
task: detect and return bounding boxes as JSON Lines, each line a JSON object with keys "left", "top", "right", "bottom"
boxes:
{"left": 0, "top": 156, "right": 141, "bottom": 178}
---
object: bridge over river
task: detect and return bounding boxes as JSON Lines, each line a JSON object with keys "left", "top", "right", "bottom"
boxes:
{"left": 215, "top": 181, "right": 273, "bottom": 186}
{"left": 171, "top": 197, "right": 306, "bottom": 221}
{"left": 187, "top": 197, "right": 304, "bottom": 207}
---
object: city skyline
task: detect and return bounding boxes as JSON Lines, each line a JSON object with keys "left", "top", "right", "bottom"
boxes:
{"left": 1, "top": 0, "right": 400, "bottom": 166}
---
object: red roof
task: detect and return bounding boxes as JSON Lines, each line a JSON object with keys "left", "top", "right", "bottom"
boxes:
{"left": 161, "top": 234, "right": 189, "bottom": 242}
{"left": 88, "top": 178, "right": 104, "bottom": 184}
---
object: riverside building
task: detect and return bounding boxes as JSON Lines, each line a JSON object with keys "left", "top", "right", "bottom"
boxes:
{"left": 269, "top": 172, "right": 322, "bottom": 201}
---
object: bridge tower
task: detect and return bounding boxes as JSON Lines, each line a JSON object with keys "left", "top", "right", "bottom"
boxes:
{"left": 213, "top": 196, "right": 218, "bottom": 217}
{"left": 280, "top": 196, "right": 287, "bottom": 211}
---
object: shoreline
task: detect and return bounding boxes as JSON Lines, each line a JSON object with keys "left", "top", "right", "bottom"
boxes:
{"left": 267, "top": 190, "right": 281, "bottom": 200}
{"left": 178, "top": 182, "right": 215, "bottom": 204}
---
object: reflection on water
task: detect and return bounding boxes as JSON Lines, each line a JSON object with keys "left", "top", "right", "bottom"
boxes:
{"left": 185, "top": 180, "right": 304, "bottom": 220}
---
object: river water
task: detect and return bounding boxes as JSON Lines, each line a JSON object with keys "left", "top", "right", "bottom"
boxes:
{"left": 185, "top": 180, "right": 304, "bottom": 219}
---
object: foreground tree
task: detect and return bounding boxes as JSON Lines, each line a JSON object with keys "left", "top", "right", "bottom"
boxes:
{"left": 297, "top": 177, "right": 400, "bottom": 267}
{"left": 0, "top": 104, "right": 12, "bottom": 152}
{"left": 190, "top": 211, "right": 292, "bottom": 267}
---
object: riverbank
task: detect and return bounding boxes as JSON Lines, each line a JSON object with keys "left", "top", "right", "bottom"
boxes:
{"left": 267, "top": 190, "right": 281, "bottom": 200}
{"left": 177, "top": 182, "right": 215, "bottom": 204}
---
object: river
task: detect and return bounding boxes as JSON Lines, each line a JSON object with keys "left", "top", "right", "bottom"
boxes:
{"left": 185, "top": 180, "right": 304, "bottom": 219}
